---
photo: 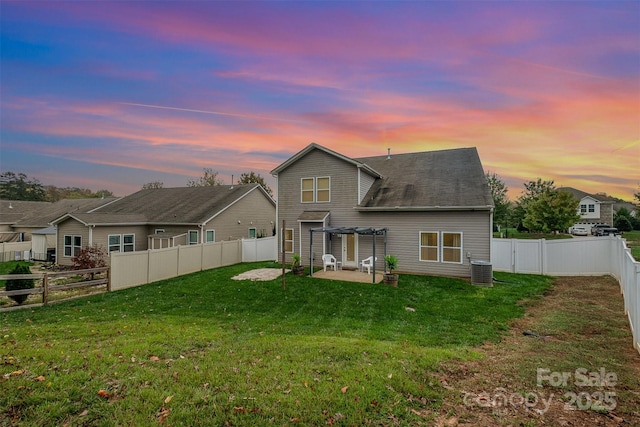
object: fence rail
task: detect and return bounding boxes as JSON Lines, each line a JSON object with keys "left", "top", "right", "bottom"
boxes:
{"left": 0, "top": 267, "right": 110, "bottom": 310}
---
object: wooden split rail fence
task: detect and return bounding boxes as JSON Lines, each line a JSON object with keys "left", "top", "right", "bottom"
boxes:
{"left": 0, "top": 267, "right": 110, "bottom": 309}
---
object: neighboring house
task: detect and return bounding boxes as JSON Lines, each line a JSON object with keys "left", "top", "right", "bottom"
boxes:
{"left": 0, "top": 200, "right": 50, "bottom": 242}
{"left": 270, "top": 143, "right": 494, "bottom": 278}
{"left": 559, "top": 187, "right": 616, "bottom": 230}
{"left": 51, "top": 184, "right": 276, "bottom": 266}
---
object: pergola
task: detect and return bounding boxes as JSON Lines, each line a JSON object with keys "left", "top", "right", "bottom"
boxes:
{"left": 308, "top": 226, "right": 388, "bottom": 283}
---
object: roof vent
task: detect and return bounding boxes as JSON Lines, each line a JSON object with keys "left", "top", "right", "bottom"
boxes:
{"left": 387, "top": 148, "right": 391, "bottom": 159}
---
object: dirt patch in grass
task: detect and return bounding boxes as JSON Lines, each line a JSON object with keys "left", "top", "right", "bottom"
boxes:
{"left": 435, "top": 276, "right": 640, "bottom": 426}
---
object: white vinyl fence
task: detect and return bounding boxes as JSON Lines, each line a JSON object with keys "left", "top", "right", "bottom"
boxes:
{"left": 493, "top": 236, "right": 640, "bottom": 354}
{"left": 0, "top": 241, "right": 32, "bottom": 263}
{"left": 110, "top": 237, "right": 277, "bottom": 291}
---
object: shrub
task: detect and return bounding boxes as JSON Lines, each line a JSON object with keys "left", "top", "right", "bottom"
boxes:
{"left": 384, "top": 254, "right": 398, "bottom": 273}
{"left": 614, "top": 216, "right": 633, "bottom": 232}
{"left": 6, "top": 264, "right": 35, "bottom": 305}
{"left": 72, "top": 245, "right": 107, "bottom": 270}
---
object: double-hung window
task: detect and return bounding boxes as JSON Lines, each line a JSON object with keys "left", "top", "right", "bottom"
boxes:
{"left": 419, "top": 231, "right": 463, "bottom": 264}
{"left": 64, "top": 235, "right": 82, "bottom": 257}
{"left": 248, "top": 227, "right": 256, "bottom": 239}
{"left": 108, "top": 234, "right": 135, "bottom": 253}
{"left": 301, "top": 177, "right": 330, "bottom": 203}
{"left": 205, "top": 230, "right": 215, "bottom": 243}
{"left": 188, "top": 230, "right": 199, "bottom": 245}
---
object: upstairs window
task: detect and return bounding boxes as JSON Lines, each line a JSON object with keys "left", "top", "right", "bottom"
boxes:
{"left": 588, "top": 204, "right": 595, "bottom": 213}
{"left": 301, "top": 177, "right": 331, "bottom": 203}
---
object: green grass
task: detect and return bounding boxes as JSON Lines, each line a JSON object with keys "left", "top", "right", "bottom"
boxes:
{"left": 622, "top": 230, "right": 640, "bottom": 260}
{"left": 1, "top": 262, "right": 551, "bottom": 426}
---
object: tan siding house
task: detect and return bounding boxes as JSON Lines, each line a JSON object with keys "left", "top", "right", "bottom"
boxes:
{"left": 271, "top": 143, "right": 494, "bottom": 278}
{"left": 52, "top": 184, "right": 275, "bottom": 266}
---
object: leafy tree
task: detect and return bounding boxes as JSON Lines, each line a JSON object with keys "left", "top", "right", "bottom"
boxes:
{"left": 72, "top": 245, "right": 107, "bottom": 270}
{"left": 237, "top": 171, "right": 274, "bottom": 197}
{"left": 142, "top": 181, "right": 164, "bottom": 190}
{"left": 5, "top": 264, "right": 35, "bottom": 305}
{"left": 0, "top": 171, "right": 47, "bottom": 201}
{"left": 512, "top": 179, "right": 557, "bottom": 231}
{"left": 188, "top": 168, "right": 223, "bottom": 187}
{"left": 485, "top": 172, "right": 510, "bottom": 231}
{"left": 635, "top": 185, "right": 640, "bottom": 217}
{"left": 614, "top": 207, "right": 635, "bottom": 232}
{"left": 523, "top": 188, "right": 580, "bottom": 233}
{"left": 45, "top": 186, "right": 114, "bottom": 201}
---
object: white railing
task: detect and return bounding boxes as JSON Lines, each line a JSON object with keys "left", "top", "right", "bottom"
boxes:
{"left": 492, "top": 236, "right": 639, "bottom": 354}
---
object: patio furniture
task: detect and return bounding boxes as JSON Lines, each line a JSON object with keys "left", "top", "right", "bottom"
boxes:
{"left": 322, "top": 254, "right": 338, "bottom": 271}
{"left": 360, "top": 256, "right": 376, "bottom": 274}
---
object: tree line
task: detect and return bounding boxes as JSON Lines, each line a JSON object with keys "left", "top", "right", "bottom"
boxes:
{"left": 1, "top": 169, "right": 273, "bottom": 202}
{"left": 486, "top": 172, "right": 640, "bottom": 234}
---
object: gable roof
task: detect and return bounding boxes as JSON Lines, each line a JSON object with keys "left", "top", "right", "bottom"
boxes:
{"left": 51, "top": 184, "right": 274, "bottom": 226}
{"left": 270, "top": 143, "right": 382, "bottom": 178}
{"left": 0, "top": 200, "right": 51, "bottom": 225}
{"left": 10, "top": 198, "right": 118, "bottom": 227}
{"left": 356, "top": 148, "right": 493, "bottom": 210}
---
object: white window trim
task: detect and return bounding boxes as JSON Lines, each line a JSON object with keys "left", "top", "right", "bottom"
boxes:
{"left": 283, "top": 227, "right": 294, "bottom": 253}
{"left": 301, "top": 176, "right": 331, "bottom": 203}
{"left": 64, "top": 235, "right": 82, "bottom": 257}
{"left": 205, "top": 229, "right": 215, "bottom": 243}
{"left": 108, "top": 234, "right": 121, "bottom": 253}
{"left": 248, "top": 227, "right": 256, "bottom": 239}
{"left": 188, "top": 230, "right": 199, "bottom": 245}
{"left": 441, "top": 232, "right": 463, "bottom": 264}
{"left": 419, "top": 231, "right": 439, "bottom": 263}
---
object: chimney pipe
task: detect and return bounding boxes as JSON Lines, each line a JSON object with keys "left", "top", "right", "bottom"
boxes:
{"left": 387, "top": 148, "right": 391, "bottom": 159}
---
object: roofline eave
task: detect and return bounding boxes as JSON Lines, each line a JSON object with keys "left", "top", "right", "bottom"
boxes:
{"left": 354, "top": 205, "right": 494, "bottom": 212}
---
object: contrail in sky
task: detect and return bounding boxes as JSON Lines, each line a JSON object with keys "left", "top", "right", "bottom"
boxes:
{"left": 119, "top": 102, "right": 304, "bottom": 123}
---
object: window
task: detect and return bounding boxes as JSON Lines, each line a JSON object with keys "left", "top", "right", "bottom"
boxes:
{"left": 419, "top": 231, "right": 463, "bottom": 264}
{"left": 205, "top": 230, "right": 215, "bottom": 243}
{"left": 188, "top": 230, "right": 199, "bottom": 245}
{"left": 64, "top": 235, "right": 82, "bottom": 257}
{"left": 301, "top": 178, "right": 314, "bottom": 203}
{"left": 301, "top": 177, "right": 330, "bottom": 203}
{"left": 155, "top": 229, "right": 165, "bottom": 234}
{"left": 580, "top": 204, "right": 587, "bottom": 214}
{"left": 123, "top": 234, "right": 135, "bottom": 252}
{"left": 442, "top": 232, "right": 462, "bottom": 263}
{"left": 108, "top": 235, "right": 121, "bottom": 253}
{"left": 316, "top": 177, "right": 330, "bottom": 202}
{"left": 419, "top": 232, "right": 439, "bottom": 262}
{"left": 248, "top": 227, "right": 256, "bottom": 238}
{"left": 284, "top": 228, "right": 293, "bottom": 253}
{"left": 108, "top": 234, "right": 135, "bottom": 253}
{"left": 588, "top": 204, "right": 595, "bottom": 213}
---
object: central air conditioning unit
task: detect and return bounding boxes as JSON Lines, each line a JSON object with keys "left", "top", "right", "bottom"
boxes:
{"left": 471, "top": 260, "right": 493, "bottom": 286}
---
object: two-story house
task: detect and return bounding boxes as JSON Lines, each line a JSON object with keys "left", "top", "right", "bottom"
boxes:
{"left": 559, "top": 187, "right": 615, "bottom": 231}
{"left": 270, "top": 143, "right": 494, "bottom": 278}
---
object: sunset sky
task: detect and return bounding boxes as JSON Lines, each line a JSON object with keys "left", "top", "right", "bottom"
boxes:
{"left": 1, "top": 1, "right": 638, "bottom": 201}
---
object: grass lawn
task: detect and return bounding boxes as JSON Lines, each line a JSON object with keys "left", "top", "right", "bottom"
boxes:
{"left": 622, "top": 230, "right": 640, "bottom": 260}
{"left": 0, "top": 262, "right": 607, "bottom": 425}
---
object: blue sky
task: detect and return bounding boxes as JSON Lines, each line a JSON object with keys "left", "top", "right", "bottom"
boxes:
{"left": 1, "top": 1, "right": 638, "bottom": 199}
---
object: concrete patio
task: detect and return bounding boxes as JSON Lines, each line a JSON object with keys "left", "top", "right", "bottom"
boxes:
{"left": 310, "top": 268, "right": 384, "bottom": 284}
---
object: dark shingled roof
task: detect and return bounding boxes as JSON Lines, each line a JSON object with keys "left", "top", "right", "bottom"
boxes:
{"left": 356, "top": 147, "right": 493, "bottom": 209}
{"left": 61, "top": 184, "right": 273, "bottom": 225}
{"left": 12, "top": 198, "right": 118, "bottom": 227}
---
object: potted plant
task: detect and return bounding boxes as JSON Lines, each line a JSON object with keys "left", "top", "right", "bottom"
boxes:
{"left": 291, "top": 253, "right": 305, "bottom": 276}
{"left": 383, "top": 254, "right": 399, "bottom": 286}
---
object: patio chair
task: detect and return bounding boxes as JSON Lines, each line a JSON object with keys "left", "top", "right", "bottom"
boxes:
{"left": 322, "top": 254, "right": 337, "bottom": 272}
{"left": 360, "top": 256, "right": 376, "bottom": 274}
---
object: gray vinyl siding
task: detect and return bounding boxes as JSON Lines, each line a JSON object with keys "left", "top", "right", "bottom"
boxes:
{"left": 91, "top": 225, "right": 148, "bottom": 253}
{"left": 276, "top": 149, "right": 361, "bottom": 264}
{"left": 358, "top": 170, "right": 376, "bottom": 205}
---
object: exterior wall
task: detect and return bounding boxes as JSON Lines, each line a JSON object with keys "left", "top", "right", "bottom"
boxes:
{"left": 91, "top": 225, "right": 148, "bottom": 253}
{"left": 358, "top": 170, "right": 376, "bottom": 204}
{"left": 276, "top": 147, "right": 492, "bottom": 277}
{"left": 8, "top": 226, "right": 35, "bottom": 241}
{"left": 207, "top": 188, "right": 276, "bottom": 241}
{"left": 276, "top": 148, "right": 360, "bottom": 264}
{"left": 56, "top": 219, "right": 91, "bottom": 266}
